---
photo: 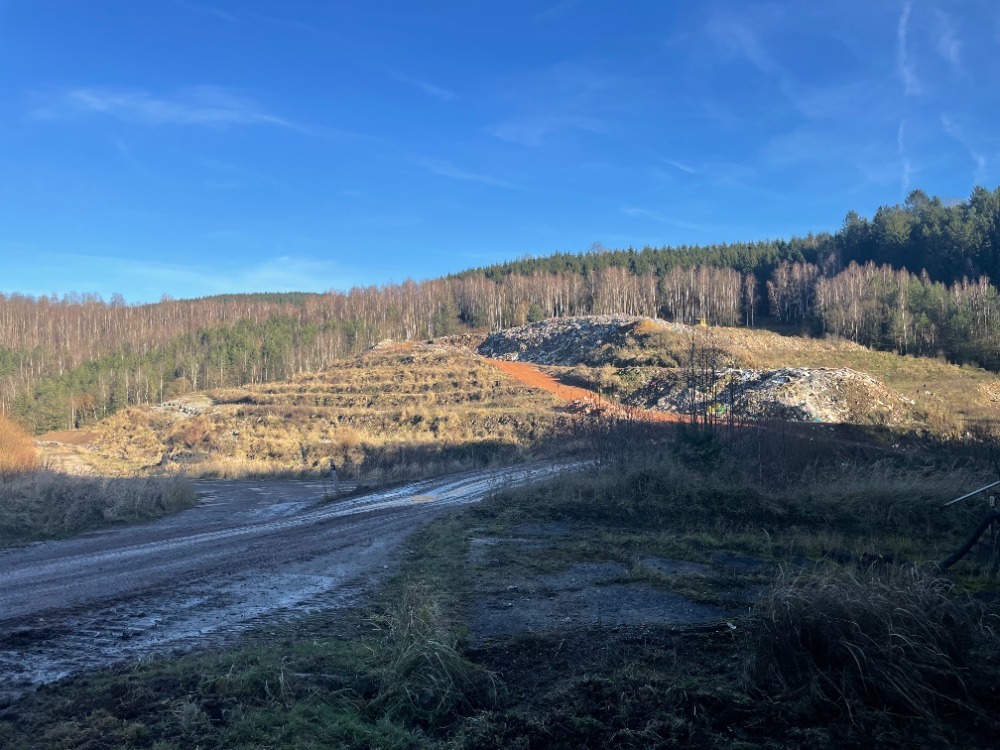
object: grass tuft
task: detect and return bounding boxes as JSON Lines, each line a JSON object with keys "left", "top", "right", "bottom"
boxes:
{"left": 369, "top": 583, "right": 498, "bottom": 728}
{"left": 746, "top": 565, "right": 998, "bottom": 718}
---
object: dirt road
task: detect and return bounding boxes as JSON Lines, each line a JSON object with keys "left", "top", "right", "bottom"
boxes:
{"left": 489, "top": 359, "right": 682, "bottom": 422}
{"left": 0, "top": 462, "right": 574, "bottom": 706}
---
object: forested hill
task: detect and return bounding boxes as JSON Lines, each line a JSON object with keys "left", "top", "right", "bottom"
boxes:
{"left": 2, "top": 186, "right": 999, "bottom": 433}
{"left": 459, "top": 186, "right": 1000, "bottom": 288}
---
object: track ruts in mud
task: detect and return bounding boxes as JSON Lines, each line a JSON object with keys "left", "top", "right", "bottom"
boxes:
{"left": 0, "top": 463, "right": 574, "bottom": 706}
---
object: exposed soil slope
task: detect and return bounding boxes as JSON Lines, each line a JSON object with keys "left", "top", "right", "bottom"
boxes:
{"left": 490, "top": 359, "right": 681, "bottom": 423}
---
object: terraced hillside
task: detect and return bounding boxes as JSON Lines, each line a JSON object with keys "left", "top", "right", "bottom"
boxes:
{"left": 79, "top": 343, "right": 571, "bottom": 478}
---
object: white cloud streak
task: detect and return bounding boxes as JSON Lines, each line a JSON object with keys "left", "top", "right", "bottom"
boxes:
{"left": 896, "top": 2, "right": 920, "bottom": 96}
{"left": 897, "top": 120, "right": 912, "bottom": 196}
{"left": 533, "top": 0, "right": 581, "bottom": 24}
{"left": 171, "top": 0, "right": 236, "bottom": 23}
{"left": 14, "top": 252, "right": 363, "bottom": 301}
{"left": 388, "top": 70, "right": 456, "bottom": 101}
{"left": 665, "top": 159, "right": 698, "bottom": 175}
{"left": 32, "top": 86, "right": 296, "bottom": 129}
{"left": 933, "top": 10, "right": 962, "bottom": 71}
{"left": 941, "top": 114, "right": 987, "bottom": 184}
{"left": 706, "top": 12, "right": 780, "bottom": 76}
{"left": 489, "top": 114, "right": 606, "bottom": 147}
{"left": 414, "top": 157, "right": 516, "bottom": 188}
{"left": 621, "top": 206, "right": 708, "bottom": 232}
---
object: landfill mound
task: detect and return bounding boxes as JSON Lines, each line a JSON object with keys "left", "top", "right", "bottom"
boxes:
{"left": 629, "top": 366, "right": 917, "bottom": 425}
{"left": 479, "top": 316, "right": 918, "bottom": 426}
{"left": 479, "top": 315, "right": 683, "bottom": 365}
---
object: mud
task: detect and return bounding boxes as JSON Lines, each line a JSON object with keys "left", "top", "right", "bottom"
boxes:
{"left": 0, "top": 462, "right": 574, "bottom": 705}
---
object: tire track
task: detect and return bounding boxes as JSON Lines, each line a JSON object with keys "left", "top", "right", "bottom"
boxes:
{"left": 0, "top": 461, "right": 578, "bottom": 706}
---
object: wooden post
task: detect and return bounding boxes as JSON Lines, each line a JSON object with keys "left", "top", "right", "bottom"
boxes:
{"left": 329, "top": 460, "right": 340, "bottom": 498}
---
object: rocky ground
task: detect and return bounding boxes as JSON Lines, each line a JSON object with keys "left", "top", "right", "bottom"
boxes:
{"left": 479, "top": 315, "right": 682, "bottom": 365}
{"left": 480, "top": 316, "right": 921, "bottom": 426}
{"left": 625, "top": 365, "right": 917, "bottom": 425}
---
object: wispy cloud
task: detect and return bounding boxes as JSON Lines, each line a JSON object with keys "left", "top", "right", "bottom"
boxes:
{"left": 664, "top": 159, "right": 698, "bottom": 175}
{"left": 706, "top": 11, "right": 781, "bottom": 77}
{"left": 242, "top": 9, "right": 327, "bottom": 36}
{"left": 621, "top": 206, "right": 708, "bottom": 232}
{"left": 387, "top": 70, "right": 456, "bottom": 101}
{"left": 171, "top": 0, "right": 236, "bottom": 23}
{"left": 489, "top": 114, "right": 606, "bottom": 147}
{"left": 19, "top": 251, "right": 362, "bottom": 301}
{"left": 488, "top": 63, "right": 632, "bottom": 147}
{"left": 199, "top": 157, "right": 288, "bottom": 191}
{"left": 32, "top": 86, "right": 297, "bottom": 129}
{"left": 414, "top": 157, "right": 516, "bottom": 188}
{"left": 533, "top": 0, "right": 581, "bottom": 24}
{"left": 896, "top": 2, "right": 920, "bottom": 96}
{"left": 941, "top": 114, "right": 987, "bottom": 184}
{"left": 172, "top": 1, "right": 327, "bottom": 35}
{"left": 932, "top": 10, "right": 962, "bottom": 71}
{"left": 897, "top": 120, "right": 912, "bottom": 196}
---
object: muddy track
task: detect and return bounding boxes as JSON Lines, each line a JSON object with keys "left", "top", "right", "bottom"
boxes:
{"left": 0, "top": 462, "right": 576, "bottom": 706}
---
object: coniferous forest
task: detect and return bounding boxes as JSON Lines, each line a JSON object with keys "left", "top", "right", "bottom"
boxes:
{"left": 3, "top": 186, "right": 999, "bottom": 433}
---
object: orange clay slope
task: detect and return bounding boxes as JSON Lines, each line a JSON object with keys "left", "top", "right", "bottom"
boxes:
{"left": 488, "top": 359, "right": 683, "bottom": 423}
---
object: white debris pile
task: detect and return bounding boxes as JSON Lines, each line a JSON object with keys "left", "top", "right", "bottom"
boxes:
{"left": 632, "top": 367, "right": 916, "bottom": 425}
{"left": 153, "top": 395, "right": 214, "bottom": 417}
{"left": 479, "top": 315, "right": 684, "bottom": 365}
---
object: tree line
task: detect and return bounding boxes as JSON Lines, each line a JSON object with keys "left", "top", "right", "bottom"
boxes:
{"left": 3, "top": 186, "right": 998, "bottom": 432}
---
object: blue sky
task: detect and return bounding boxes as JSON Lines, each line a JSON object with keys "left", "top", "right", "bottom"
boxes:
{"left": 1, "top": 0, "right": 999, "bottom": 302}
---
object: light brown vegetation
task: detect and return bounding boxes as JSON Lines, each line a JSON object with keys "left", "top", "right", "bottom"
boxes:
{"left": 0, "top": 472, "right": 197, "bottom": 546}
{"left": 0, "top": 413, "right": 37, "bottom": 476}
{"left": 87, "top": 345, "right": 575, "bottom": 479}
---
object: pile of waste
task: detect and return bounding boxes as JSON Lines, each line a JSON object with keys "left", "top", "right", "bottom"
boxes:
{"left": 629, "top": 366, "right": 916, "bottom": 425}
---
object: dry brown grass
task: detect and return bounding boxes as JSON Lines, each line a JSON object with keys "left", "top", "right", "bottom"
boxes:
{"left": 0, "top": 472, "right": 197, "bottom": 546}
{"left": 87, "top": 344, "right": 574, "bottom": 479}
{"left": 0, "top": 413, "right": 37, "bottom": 476}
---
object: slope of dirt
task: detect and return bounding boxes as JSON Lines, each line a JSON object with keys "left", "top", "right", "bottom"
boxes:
{"left": 34, "top": 441, "right": 97, "bottom": 475}
{"left": 479, "top": 315, "right": 681, "bottom": 365}
{"left": 490, "top": 359, "right": 681, "bottom": 422}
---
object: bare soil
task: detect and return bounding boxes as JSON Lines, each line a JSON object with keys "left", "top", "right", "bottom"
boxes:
{"left": 489, "top": 359, "right": 681, "bottom": 422}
